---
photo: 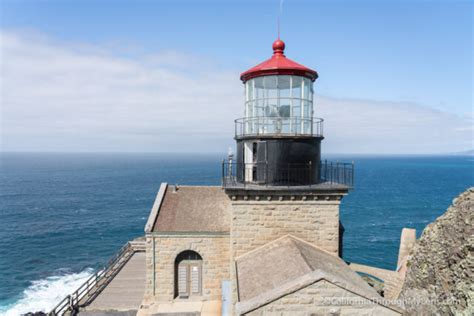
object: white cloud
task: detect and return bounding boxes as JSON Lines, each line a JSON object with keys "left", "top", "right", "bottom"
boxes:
{"left": 1, "top": 31, "right": 472, "bottom": 154}
{"left": 317, "top": 97, "right": 473, "bottom": 154}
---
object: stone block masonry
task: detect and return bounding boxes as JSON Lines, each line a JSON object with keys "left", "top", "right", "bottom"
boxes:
{"left": 231, "top": 200, "right": 341, "bottom": 259}
{"left": 228, "top": 198, "right": 342, "bottom": 315}
{"left": 245, "top": 280, "right": 400, "bottom": 316}
{"left": 143, "top": 233, "right": 230, "bottom": 304}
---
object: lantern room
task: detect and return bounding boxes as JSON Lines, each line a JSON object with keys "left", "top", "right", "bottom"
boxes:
{"left": 237, "top": 39, "right": 322, "bottom": 138}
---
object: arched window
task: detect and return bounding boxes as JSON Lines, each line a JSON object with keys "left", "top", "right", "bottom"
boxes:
{"left": 174, "top": 250, "right": 202, "bottom": 298}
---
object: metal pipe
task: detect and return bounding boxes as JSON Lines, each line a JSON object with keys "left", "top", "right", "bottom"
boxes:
{"left": 152, "top": 237, "right": 156, "bottom": 296}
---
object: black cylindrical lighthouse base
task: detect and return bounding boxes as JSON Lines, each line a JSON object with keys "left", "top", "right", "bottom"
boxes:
{"left": 235, "top": 137, "right": 322, "bottom": 186}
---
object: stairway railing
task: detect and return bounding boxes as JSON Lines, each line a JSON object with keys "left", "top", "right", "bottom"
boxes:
{"left": 48, "top": 239, "right": 144, "bottom": 316}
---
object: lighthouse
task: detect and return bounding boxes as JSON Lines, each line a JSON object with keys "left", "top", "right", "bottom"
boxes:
{"left": 222, "top": 39, "right": 353, "bottom": 261}
{"left": 224, "top": 39, "right": 352, "bottom": 189}
{"left": 138, "top": 39, "right": 393, "bottom": 316}
{"left": 221, "top": 39, "right": 356, "bottom": 314}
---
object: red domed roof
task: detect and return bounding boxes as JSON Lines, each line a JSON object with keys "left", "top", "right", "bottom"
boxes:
{"left": 240, "top": 39, "right": 318, "bottom": 83}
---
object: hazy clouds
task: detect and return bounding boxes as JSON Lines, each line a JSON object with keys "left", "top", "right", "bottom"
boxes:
{"left": 1, "top": 31, "right": 472, "bottom": 154}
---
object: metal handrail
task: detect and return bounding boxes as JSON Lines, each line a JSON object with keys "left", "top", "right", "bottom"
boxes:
{"left": 235, "top": 116, "right": 324, "bottom": 138}
{"left": 222, "top": 160, "right": 354, "bottom": 188}
{"left": 48, "top": 241, "right": 135, "bottom": 315}
{"left": 319, "top": 160, "right": 354, "bottom": 188}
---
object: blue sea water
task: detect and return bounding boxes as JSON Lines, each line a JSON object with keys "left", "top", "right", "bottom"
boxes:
{"left": 0, "top": 153, "right": 473, "bottom": 314}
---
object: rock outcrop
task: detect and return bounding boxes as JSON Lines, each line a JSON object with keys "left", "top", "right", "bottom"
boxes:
{"left": 399, "top": 187, "right": 473, "bottom": 315}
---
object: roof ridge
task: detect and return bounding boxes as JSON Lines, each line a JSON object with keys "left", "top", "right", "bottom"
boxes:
{"left": 236, "top": 234, "right": 337, "bottom": 262}
{"left": 287, "top": 234, "right": 338, "bottom": 257}
{"left": 295, "top": 239, "right": 316, "bottom": 271}
{"left": 234, "top": 234, "right": 294, "bottom": 261}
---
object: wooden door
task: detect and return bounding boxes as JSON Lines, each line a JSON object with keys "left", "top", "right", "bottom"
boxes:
{"left": 178, "top": 260, "right": 202, "bottom": 298}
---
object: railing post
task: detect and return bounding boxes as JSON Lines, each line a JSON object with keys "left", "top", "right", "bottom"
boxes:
{"left": 352, "top": 161, "right": 355, "bottom": 188}
{"left": 318, "top": 160, "right": 321, "bottom": 184}
{"left": 325, "top": 160, "right": 327, "bottom": 182}
{"left": 287, "top": 163, "right": 290, "bottom": 184}
{"left": 344, "top": 163, "right": 347, "bottom": 186}
{"left": 221, "top": 159, "right": 225, "bottom": 187}
{"left": 265, "top": 162, "right": 268, "bottom": 187}
{"left": 309, "top": 161, "right": 312, "bottom": 186}
{"left": 330, "top": 161, "right": 333, "bottom": 183}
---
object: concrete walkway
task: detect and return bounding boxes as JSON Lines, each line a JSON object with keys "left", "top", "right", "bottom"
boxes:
{"left": 81, "top": 252, "right": 146, "bottom": 314}
{"left": 349, "top": 262, "right": 404, "bottom": 299}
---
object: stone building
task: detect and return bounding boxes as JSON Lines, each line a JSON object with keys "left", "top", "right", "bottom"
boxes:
{"left": 140, "top": 39, "right": 403, "bottom": 315}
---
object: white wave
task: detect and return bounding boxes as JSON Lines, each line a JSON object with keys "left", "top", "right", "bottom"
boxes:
{"left": 0, "top": 269, "right": 94, "bottom": 316}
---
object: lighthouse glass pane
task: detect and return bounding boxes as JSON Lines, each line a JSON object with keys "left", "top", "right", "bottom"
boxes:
{"left": 278, "top": 76, "right": 291, "bottom": 98}
{"left": 254, "top": 77, "right": 265, "bottom": 101}
{"left": 303, "top": 101, "right": 311, "bottom": 117}
{"left": 264, "top": 76, "right": 278, "bottom": 99}
{"left": 255, "top": 99, "right": 264, "bottom": 117}
{"left": 242, "top": 75, "right": 314, "bottom": 136}
{"left": 303, "top": 78, "right": 312, "bottom": 100}
{"left": 291, "top": 76, "right": 302, "bottom": 99}
{"left": 303, "top": 101, "right": 311, "bottom": 133}
{"left": 246, "top": 81, "right": 253, "bottom": 102}
{"left": 278, "top": 76, "right": 291, "bottom": 119}
{"left": 292, "top": 100, "right": 301, "bottom": 113}
{"left": 246, "top": 101, "right": 253, "bottom": 117}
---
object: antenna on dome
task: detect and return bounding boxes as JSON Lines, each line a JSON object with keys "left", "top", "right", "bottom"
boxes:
{"left": 277, "top": 0, "right": 284, "bottom": 39}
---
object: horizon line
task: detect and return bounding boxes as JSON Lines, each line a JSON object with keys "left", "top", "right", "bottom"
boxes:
{"left": 1, "top": 151, "right": 472, "bottom": 157}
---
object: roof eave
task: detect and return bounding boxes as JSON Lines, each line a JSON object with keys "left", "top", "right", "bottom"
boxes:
{"left": 236, "top": 271, "right": 403, "bottom": 315}
{"left": 240, "top": 69, "right": 318, "bottom": 83}
{"left": 144, "top": 183, "right": 168, "bottom": 233}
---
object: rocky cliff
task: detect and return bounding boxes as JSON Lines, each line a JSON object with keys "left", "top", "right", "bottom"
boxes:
{"left": 399, "top": 187, "right": 473, "bottom": 315}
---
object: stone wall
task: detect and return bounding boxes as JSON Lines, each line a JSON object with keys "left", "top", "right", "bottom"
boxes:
{"left": 231, "top": 200, "right": 340, "bottom": 259}
{"left": 228, "top": 199, "right": 341, "bottom": 314}
{"left": 143, "top": 233, "right": 230, "bottom": 303}
{"left": 245, "top": 280, "right": 400, "bottom": 316}
{"left": 397, "top": 228, "right": 416, "bottom": 269}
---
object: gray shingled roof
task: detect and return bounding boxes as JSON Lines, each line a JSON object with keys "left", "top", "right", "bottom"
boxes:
{"left": 235, "top": 235, "right": 396, "bottom": 314}
{"left": 148, "top": 184, "right": 231, "bottom": 233}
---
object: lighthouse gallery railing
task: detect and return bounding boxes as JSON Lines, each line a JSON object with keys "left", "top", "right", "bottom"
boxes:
{"left": 222, "top": 160, "right": 354, "bottom": 188}
{"left": 235, "top": 116, "right": 323, "bottom": 138}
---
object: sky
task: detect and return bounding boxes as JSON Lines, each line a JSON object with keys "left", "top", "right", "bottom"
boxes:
{"left": 0, "top": 0, "right": 472, "bottom": 154}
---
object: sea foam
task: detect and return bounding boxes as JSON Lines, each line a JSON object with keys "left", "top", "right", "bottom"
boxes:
{"left": 0, "top": 269, "right": 93, "bottom": 316}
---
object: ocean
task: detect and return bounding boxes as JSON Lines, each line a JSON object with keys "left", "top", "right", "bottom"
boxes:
{"left": 0, "top": 153, "right": 472, "bottom": 315}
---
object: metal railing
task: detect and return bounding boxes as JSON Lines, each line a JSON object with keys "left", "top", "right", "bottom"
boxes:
{"left": 222, "top": 160, "right": 353, "bottom": 188}
{"left": 48, "top": 240, "right": 144, "bottom": 315}
{"left": 235, "top": 116, "right": 323, "bottom": 138}
{"left": 319, "top": 160, "right": 354, "bottom": 188}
